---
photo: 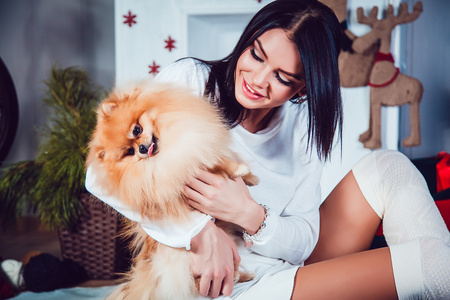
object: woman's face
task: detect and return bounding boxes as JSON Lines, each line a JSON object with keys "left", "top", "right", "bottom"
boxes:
{"left": 234, "top": 28, "right": 306, "bottom": 111}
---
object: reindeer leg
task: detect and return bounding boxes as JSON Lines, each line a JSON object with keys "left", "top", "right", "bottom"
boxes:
{"left": 359, "top": 110, "right": 372, "bottom": 143}
{"left": 359, "top": 99, "right": 373, "bottom": 143}
{"left": 402, "top": 102, "right": 421, "bottom": 147}
{"left": 364, "top": 102, "right": 382, "bottom": 149}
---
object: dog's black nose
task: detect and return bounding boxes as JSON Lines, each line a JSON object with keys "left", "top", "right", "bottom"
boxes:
{"left": 139, "top": 144, "right": 148, "bottom": 154}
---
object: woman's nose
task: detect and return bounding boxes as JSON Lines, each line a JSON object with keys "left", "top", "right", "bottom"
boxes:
{"left": 252, "top": 65, "right": 270, "bottom": 88}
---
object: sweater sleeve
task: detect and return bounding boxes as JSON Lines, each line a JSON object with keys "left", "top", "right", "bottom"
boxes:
{"left": 231, "top": 103, "right": 323, "bottom": 265}
{"left": 85, "top": 58, "right": 212, "bottom": 249}
{"left": 249, "top": 158, "right": 322, "bottom": 264}
{"left": 85, "top": 166, "right": 212, "bottom": 250}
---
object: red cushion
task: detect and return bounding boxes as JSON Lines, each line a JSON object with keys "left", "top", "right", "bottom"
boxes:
{"left": 437, "top": 199, "right": 450, "bottom": 230}
{"left": 0, "top": 277, "right": 15, "bottom": 299}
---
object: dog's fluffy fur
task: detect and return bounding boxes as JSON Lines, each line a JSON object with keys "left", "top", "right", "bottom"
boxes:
{"left": 86, "top": 82, "right": 257, "bottom": 299}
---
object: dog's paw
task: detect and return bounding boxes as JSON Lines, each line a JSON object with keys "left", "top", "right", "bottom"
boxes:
{"left": 234, "top": 163, "right": 250, "bottom": 177}
{"left": 242, "top": 172, "right": 259, "bottom": 186}
{"left": 233, "top": 164, "right": 259, "bottom": 186}
{"left": 234, "top": 270, "right": 255, "bottom": 283}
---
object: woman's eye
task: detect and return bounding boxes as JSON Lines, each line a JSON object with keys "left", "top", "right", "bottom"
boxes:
{"left": 125, "top": 148, "right": 135, "bottom": 156}
{"left": 250, "top": 46, "right": 293, "bottom": 87}
{"left": 275, "top": 73, "right": 293, "bottom": 87}
{"left": 133, "top": 125, "right": 142, "bottom": 137}
{"left": 250, "top": 47, "right": 264, "bottom": 63}
{"left": 275, "top": 72, "right": 293, "bottom": 86}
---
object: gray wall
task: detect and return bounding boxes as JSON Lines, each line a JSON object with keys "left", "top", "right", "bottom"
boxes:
{"left": 0, "top": 0, "right": 115, "bottom": 164}
{"left": 400, "top": 0, "right": 450, "bottom": 158}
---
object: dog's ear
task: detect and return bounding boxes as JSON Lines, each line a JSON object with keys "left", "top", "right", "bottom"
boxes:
{"left": 101, "top": 100, "right": 119, "bottom": 117}
{"left": 96, "top": 149, "right": 106, "bottom": 159}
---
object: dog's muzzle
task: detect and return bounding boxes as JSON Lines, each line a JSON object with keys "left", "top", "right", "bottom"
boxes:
{"left": 139, "top": 136, "right": 158, "bottom": 156}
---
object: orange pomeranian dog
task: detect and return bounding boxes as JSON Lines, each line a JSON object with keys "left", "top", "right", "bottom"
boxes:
{"left": 86, "top": 82, "right": 257, "bottom": 299}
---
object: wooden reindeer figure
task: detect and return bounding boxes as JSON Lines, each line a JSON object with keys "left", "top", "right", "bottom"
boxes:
{"left": 353, "top": 2, "right": 424, "bottom": 149}
{"left": 320, "top": 0, "right": 380, "bottom": 87}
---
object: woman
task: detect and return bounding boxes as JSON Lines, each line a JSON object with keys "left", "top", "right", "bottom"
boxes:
{"left": 86, "top": 0, "right": 450, "bottom": 298}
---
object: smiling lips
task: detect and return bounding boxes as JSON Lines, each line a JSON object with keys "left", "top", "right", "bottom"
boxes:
{"left": 242, "top": 78, "right": 264, "bottom": 100}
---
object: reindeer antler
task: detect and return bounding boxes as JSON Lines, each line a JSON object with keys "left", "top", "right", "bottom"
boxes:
{"left": 353, "top": 2, "right": 423, "bottom": 56}
{"left": 392, "top": 2, "right": 423, "bottom": 26}
{"left": 357, "top": 2, "right": 423, "bottom": 28}
{"left": 357, "top": 6, "right": 379, "bottom": 27}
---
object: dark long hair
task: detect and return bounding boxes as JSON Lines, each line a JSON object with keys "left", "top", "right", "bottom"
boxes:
{"left": 202, "top": 0, "right": 342, "bottom": 160}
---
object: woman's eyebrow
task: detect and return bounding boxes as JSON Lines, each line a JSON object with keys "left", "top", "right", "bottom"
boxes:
{"left": 255, "top": 39, "right": 268, "bottom": 58}
{"left": 255, "top": 38, "right": 303, "bottom": 81}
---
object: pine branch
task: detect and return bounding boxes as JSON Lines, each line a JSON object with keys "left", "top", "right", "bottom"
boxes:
{"left": 0, "top": 66, "right": 103, "bottom": 230}
{"left": 0, "top": 161, "right": 43, "bottom": 229}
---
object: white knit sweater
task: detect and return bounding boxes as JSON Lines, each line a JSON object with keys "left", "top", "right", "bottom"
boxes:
{"left": 85, "top": 58, "right": 324, "bottom": 298}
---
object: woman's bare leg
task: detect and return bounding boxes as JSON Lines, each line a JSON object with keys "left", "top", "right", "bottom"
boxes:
{"left": 293, "top": 247, "right": 397, "bottom": 300}
{"left": 304, "top": 150, "right": 450, "bottom": 299}
{"left": 297, "top": 161, "right": 398, "bottom": 299}
{"left": 297, "top": 168, "right": 397, "bottom": 298}
{"left": 306, "top": 170, "right": 379, "bottom": 264}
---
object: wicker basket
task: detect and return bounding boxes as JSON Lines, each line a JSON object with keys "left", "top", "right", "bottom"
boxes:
{"left": 58, "top": 193, "right": 130, "bottom": 279}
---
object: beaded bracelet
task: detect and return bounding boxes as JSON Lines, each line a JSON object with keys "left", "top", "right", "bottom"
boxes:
{"left": 243, "top": 204, "right": 270, "bottom": 248}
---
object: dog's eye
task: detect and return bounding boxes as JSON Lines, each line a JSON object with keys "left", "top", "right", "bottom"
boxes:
{"left": 125, "top": 147, "right": 135, "bottom": 156}
{"left": 133, "top": 125, "right": 142, "bottom": 137}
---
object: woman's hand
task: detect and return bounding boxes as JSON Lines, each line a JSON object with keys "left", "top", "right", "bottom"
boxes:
{"left": 190, "top": 220, "right": 240, "bottom": 297}
{"left": 184, "top": 169, "right": 259, "bottom": 226}
{"left": 184, "top": 169, "right": 265, "bottom": 234}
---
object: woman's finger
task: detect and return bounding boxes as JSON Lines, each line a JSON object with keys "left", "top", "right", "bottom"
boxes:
{"left": 221, "top": 269, "right": 235, "bottom": 296}
{"left": 231, "top": 239, "right": 241, "bottom": 265}
{"left": 183, "top": 184, "right": 200, "bottom": 200}
{"left": 189, "top": 221, "right": 237, "bottom": 297}
{"left": 194, "top": 169, "right": 218, "bottom": 185}
{"left": 210, "top": 272, "right": 224, "bottom": 298}
{"left": 186, "top": 176, "right": 210, "bottom": 196}
{"left": 186, "top": 198, "right": 202, "bottom": 211}
{"left": 183, "top": 185, "right": 208, "bottom": 209}
{"left": 198, "top": 276, "right": 212, "bottom": 297}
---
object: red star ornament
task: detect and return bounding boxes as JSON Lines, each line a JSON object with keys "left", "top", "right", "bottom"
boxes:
{"left": 164, "top": 35, "right": 176, "bottom": 52}
{"left": 148, "top": 61, "right": 160, "bottom": 75}
{"left": 123, "top": 11, "right": 137, "bottom": 27}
